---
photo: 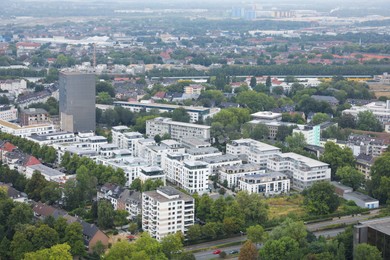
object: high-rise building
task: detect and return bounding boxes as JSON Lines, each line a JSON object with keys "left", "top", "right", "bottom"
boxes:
{"left": 59, "top": 72, "right": 96, "bottom": 132}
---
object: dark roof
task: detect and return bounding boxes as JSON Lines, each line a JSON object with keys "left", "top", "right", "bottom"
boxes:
{"left": 311, "top": 95, "right": 339, "bottom": 104}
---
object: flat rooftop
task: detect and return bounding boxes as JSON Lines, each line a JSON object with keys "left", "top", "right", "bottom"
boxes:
{"left": 358, "top": 217, "right": 390, "bottom": 236}
{"left": 202, "top": 154, "right": 241, "bottom": 164}
{"left": 346, "top": 191, "right": 378, "bottom": 203}
{"left": 230, "top": 139, "right": 280, "bottom": 152}
{"left": 144, "top": 186, "right": 193, "bottom": 202}
{"left": 275, "top": 152, "right": 329, "bottom": 168}
{"left": 28, "top": 164, "right": 64, "bottom": 177}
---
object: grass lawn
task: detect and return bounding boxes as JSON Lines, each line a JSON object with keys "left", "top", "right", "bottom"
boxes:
{"left": 266, "top": 194, "right": 306, "bottom": 219}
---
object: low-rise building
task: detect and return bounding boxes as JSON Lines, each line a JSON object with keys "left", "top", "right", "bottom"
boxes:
{"left": 251, "top": 111, "right": 282, "bottom": 121}
{"left": 202, "top": 154, "right": 242, "bottom": 175}
{"left": 0, "top": 105, "right": 18, "bottom": 122}
{"left": 25, "top": 164, "right": 66, "bottom": 182}
{"left": 114, "top": 101, "right": 220, "bottom": 123}
{"left": 0, "top": 79, "right": 27, "bottom": 95}
{"left": 293, "top": 125, "right": 321, "bottom": 146}
{"left": 238, "top": 172, "right": 290, "bottom": 195}
{"left": 343, "top": 191, "right": 379, "bottom": 209}
{"left": 267, "top": 152, "right": 331, "bottom": 191}
{"left": 142, "top": 186, "right": 194, "bottom": 241}
{"left": 146, "top": 117, "right": 211, "bottom": 141}
{"left": 19, "top": 108, "right": 50, "bottom": 126}
{"left": 343, "top": 100, "right": 390, "bottom": 126}
{"left": 0, "top": 119, "right": 55, "bottom": 137}
{"left": 356, "top": 154, "right": 376, "bottom": 180}
{"left": 27, "top": 132, "right": 76, "bottom": 146}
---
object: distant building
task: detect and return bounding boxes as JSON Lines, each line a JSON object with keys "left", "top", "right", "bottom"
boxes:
{"left": 114, "top": 101, "right": 220, "bottom": 123}
{"left": 59, "top": 71, "right": 96, "bottom": 132}
{"left": 0, "top": 79, "right": 27, "bottom": 95}
{"left": 354, "top": 217, "right": 390, "bottom": 259}
{"left": 142, "top": 186, "right": 194, "bottom": 240}
{"left": 0, "top": 119, "right": 55, "bottom": 137}
{"left": 344, "top": 191, "right": 379, "bottom": 209}
{"left": 146, "top": 117, "right": 211, "bottom": 141}
{"left": 251, "top": 111, "right": 282, "bottom": 121}
{"left": 19, "top": 108, "right": 49, "bottom": 126}
{"left": 311, "top": 95, "right": 339, "bottom": 106}
{"left": 0, "top": 105, "right": 18, "bottom": 122}
{"left": 343, "top": 101, "right": 390, "bottom": 126}
{"left": 293, "top": 125, "right": 321, "bottom": 146}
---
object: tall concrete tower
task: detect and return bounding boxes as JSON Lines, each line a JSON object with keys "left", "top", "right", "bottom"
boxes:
{"left": 59, "top": 71, "right": 96, "bottom": 133}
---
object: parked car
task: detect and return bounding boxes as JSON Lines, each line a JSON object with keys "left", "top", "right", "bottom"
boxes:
{"left": 229, "top": 250, "right": 239, "bottom": 254}
{"left": 213, "top": 249, "right": 221, "bottom": 255}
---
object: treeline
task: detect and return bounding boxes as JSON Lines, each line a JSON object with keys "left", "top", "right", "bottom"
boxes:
{"left": 0, "top": 132, "right": 57, "bottom": 164}
{"left": 0, "top": 69, "right": 46, "bottom": 77}
{"left": 146, "top": 64, "right": 389, "bottom": 78}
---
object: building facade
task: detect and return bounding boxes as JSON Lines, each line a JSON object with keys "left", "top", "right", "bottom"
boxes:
{"left": 146, "top": 117, "right": 211, "bottom": 141}
{"left": 142, "top": 186, "right": 194, "bottom": 241}
{"left": 238, "top": 172, "right": 290, "bottom": 195}
{"left": 267, "top": 152, "right": 331, "bottom": 191}
{"left": 59, "top": 71, "right": 96, "bottom": 132}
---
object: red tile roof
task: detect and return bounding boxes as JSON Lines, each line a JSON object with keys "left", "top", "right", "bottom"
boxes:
{"left": 24, "top": 156, "right": 41, "bottom": 167}
{"left": 2, "top": 142, "right": 17, "bottom": 152}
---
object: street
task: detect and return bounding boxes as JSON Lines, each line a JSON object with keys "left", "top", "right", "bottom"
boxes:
{"left": 189, "top": 210, "right": 380, "bottom": 260}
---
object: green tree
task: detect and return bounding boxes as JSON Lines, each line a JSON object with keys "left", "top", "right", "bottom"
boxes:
{"left": 286, "top": 132, "right": 306, "bottom": 150}
{"left": 336, "top": 166, "right": 365, "bottom": 190}
{"left": 96, "top": 92, "right": 113, "bottom": 104}
{"left": 64, "top": 222, "right": 85, "bottom": 256}
{"left": 236, "top": 91, "right": 275, "bottom": 112}
{"left": 76, "top": 165, "right": 97, "bottom": 202}
{"left": 172, "top": 107, "right": 191, "bottom": 122}
{"left": 11, "top": 230, "right": 34, "bottom": 259}
{"left": 8, "top": 202, "right": 33, "bottom": 231}
{"left": 25, "top": 171, "right": 48, "bottom": 201}
{"left": 353, "top": 243, "right": 382, "bottom": 260}
{"left": 98, "top": 200, "right": 115, "bottom": 229}
{"left": 266, "top": 76, "right": 272, "bottom": 88}
{"left": 259, "top": 237, "right": 301, "bottom": 260}
{"left": 114, "top": 210, "right": 129, "bottom": 227}
{"left": 356, "top": 111, "right": 383, "bottom": 132}
{"left": 369, "top": 151, "right": 390, "bottom": 203}
{"left": 24, "top": 243, "right": 72, "bottom": 260}
{"left": 320, "top": 142, "right": 355, "bottom": 178}
{"left": 338, "top": 113, "right": 356, "bottom": 129}
{"left": 246, "top": 225, "right": 266, "bottom": 244}
{"left": 250, "top": 124, "right": 269, "bottom": 140}
{"left": 130, "top": 178, "right": 142, "bottom": 192}
{"left": 250, "top": 76, "right": 257, "bottom": 89}
{"left": 160, "top": 232, "right": 184, "bottom": 259}
{"left": 303, "top": 182, "right": 340, "bottom": 215}
{"left": 238, "top": 240, "right": 257, "bottom": 260}
{"left": 40, "top": 182, "right": 62, "bottom": 205}
{"left": 269, "top": 218, "right": 307, "bottom": 247}
{"left": 235, "top": 192, "right": 268, "bottom": 226}
{"left": 32, "top": 224, "right": 59, "bottom": 250}
{"left": 276, "top": 125, "right": 294, "bottom": 141}
{"left": 96, "top": 81, "right": 115, "bottom": 97}
{"left": 186, "top": 224, "right": 202, "bottom": 242}
{"left": 196, "top": 194, "right": 213, "bottom": 221}
{"left": 312, "top": 113, "right": 330, "bottom": 125}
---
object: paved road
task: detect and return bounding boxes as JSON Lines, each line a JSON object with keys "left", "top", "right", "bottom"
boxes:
{"left": 193, "top": 228, "right": 347, "bottom": 260}
{"left": 190, "top": 210, "right": 380, "bottom": 260}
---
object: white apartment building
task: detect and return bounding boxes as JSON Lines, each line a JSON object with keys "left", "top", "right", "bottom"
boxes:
{"left": 0, "top": 106, "right": 17, "bottom": 122}
{"left": 161, "top": 153, "right": 210, "bottom": 194}
{"left": 238, "top": 172, "right": 290, "bottom": 195}
{"left": 27, "top": 132, "right": 76, "bottom": 146}
{"left": 267, "top": 152, "right": 331, "bottom": 191}
{"left": 142, "top": 186, "right": 194, "bottom": 241}
{"left": 146, "top": 117, "right": 211, "bottom": 141}
{"left": 202, "top": 154, "right": 242, "bottom": 175}
{"left": 95, "top": 156, "right": 149, "bottom": 186}
{"left": 219, "top": 163, "right": 264, "bottom": 188}
{"left": 226, "top": 139, "right": 281, "bottom": 168}
{"left": 0, "top": 119, "right": 55, "bottom": 137}
{"left": 142, "top": 140, "right": 186, "bottom": 166}
{"left": 139, "top": 166, "right": 166, "bottom": 184}
{"left": 343, "top": 101, "right": 390, "bottom": 126}
{"left": 0, "top": 79, "right": 27, "bottom": 95}
{"left": 112, "top": 126, "right": 144, "bottom": 155}
{"left": 114, "top": 101, "right": 219, "bottom": 123}
{"left": 186, "top": 147, "right": 222, "bottom": 161}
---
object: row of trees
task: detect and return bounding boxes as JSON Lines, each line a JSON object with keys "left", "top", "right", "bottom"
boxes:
{"left": 0, "top": 133, "right": 57, "bottom": 164}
